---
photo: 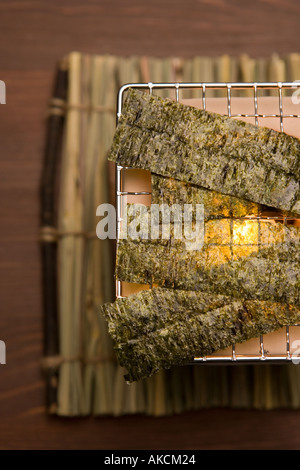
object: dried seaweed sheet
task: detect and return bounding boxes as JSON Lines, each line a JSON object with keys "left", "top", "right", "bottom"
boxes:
{"left": 122, "top": 203, "right": 299, "bottom": 246}
{"left": 109, "top": 88, "right": 300, "bottom": 215}
{"left": 116, "top": 236, "right": 300, "bottom": 306}
{"left": 101, "top": 287, "right": 300, "bottom": 382}
{"left": 151, "top": 174, "right": 261, "bottom": 219}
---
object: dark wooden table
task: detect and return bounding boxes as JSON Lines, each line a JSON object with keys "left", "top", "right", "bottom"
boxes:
{"left": 1, "top": 0, "right": 300, "bottom": 450}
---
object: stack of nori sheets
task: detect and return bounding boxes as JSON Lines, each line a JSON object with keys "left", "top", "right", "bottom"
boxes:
{"left": 101, "top": 88, "right": 300, "bottom": 382}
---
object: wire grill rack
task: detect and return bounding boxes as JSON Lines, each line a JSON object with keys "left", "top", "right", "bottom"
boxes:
{"left": 115, "top": 81, "right": 300, "bottom": 365}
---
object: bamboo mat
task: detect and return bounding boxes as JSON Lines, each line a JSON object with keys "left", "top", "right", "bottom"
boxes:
{"left": 40, "top": 52, "right": 300, "bottom": 416}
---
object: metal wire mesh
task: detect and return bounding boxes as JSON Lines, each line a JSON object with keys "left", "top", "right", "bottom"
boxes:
{"left": 115, "top": 81, "right": 300, "bottom": 364}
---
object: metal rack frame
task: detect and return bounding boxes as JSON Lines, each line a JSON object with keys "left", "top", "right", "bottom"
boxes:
{"left": 115, "top": 81, "right": 300, "bottom": 365}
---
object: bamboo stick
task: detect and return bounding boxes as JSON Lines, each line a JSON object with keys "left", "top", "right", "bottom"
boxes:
{"left": 40, "top": 60, "right": 68, "bottom": 414}
{"left": 229, "top": 366, "right": 252, "bottom": 409}
{"left": 191, "top": 57, "right": 203, "bottom": 99}
{"left": 181, "top": 58, "right": 193, "bottom": 99}
{"left": 215, "top": 54, "right": 231, "bottom": 98}
{"left": 56, "top": 52, "right": 85, "bottom": 416}
{"left": 79, "top": 54, "right": 126, "bottom": 416}
{"left": 287, "top": 364, "right": 300, "bottom": 408}
{"left": 239, "top": 54, "right": 255, "bottom": 97}
{"left": 255, "top": 57, "right": 268, "bottom": 85}
{"left": 287, "top": 52, "right": 300, "bottom": 82}
{"left": 269, "top": 53, "right": 286, "bottom": 96}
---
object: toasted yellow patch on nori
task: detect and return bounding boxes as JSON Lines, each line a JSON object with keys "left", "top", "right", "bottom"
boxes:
{"left": 232, "top": 245, "right": 259, "bottom": 260}
{"left": 232, "top": 220, "right": 259, "bottom": 245}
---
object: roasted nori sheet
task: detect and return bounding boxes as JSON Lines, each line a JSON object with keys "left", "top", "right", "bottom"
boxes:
{"left": 151, "top": 174, "right": 260, "bottom": 219}
{"left": 101, "top": 287, "right": 300, "bottom": 382}
{"left": 116, "top": 236, "right": 300, "bottom": 306}
{"left": 109, "top": 88, "right": 300, "bottom": 215}
{"left": 122, "top": 202, "right": 299, "bottom": 246}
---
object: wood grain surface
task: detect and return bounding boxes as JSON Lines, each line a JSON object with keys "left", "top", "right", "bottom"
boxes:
{"left": 1, "top": 0, "right": 300, "bottom": 450}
